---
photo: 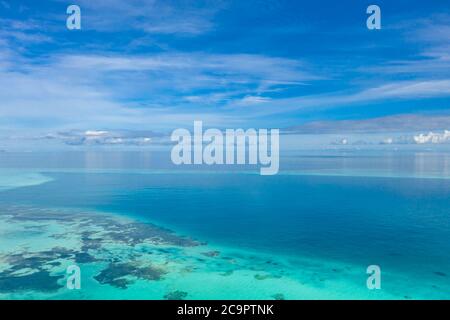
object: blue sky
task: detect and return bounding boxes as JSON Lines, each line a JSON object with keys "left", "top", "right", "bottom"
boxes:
{"left": 0, "top": 0, "right": 449, "bottom": 148}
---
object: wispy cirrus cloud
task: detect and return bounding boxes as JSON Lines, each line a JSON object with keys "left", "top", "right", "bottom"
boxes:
{"left": 2, "top": 42, "right": 450, "bottom": 132}
{"left": 285, "top": 114, "right": 450, "bottom": 134}
{"left": 52, "top": 0, "right": 224, "bottom": 35}
{"left": 362, "top": 14, "right": 450, "bottom": 77}
{"left": 228, "top": 79, "right": 450, "bottom": 117}
{"left": 412, "top": 14, "right": 450, "bottom": 44}
{"left": 57, "top": 53, "right": 315, "bottom": 84}
{"left": 0, "top": 47, "right": 318, "bottom": 131}
{"left": 0, "top": 18, "right": 53, "bottom": 45}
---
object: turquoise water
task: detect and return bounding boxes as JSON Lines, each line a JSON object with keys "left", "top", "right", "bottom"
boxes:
{"left": 0, "top": 151, "right": 449, "bottom": 299}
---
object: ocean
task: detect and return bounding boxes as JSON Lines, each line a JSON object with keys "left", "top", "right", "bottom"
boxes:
{"left": 0, "top": 151, "right": 449, "bottom": 299}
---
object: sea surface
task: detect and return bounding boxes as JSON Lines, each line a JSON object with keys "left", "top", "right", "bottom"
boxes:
{"left": 0, "top": 151, "right": 449, "bottom": 299}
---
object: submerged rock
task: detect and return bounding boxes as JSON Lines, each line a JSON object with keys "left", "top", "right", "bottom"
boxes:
{"left": 164, "top": 290, "right": 188, "bottom": 300}
{"left": 94, "top": 262, "right": 167, "bottom": 289}
{"left": 75, "top": 252, "right": 99, "bottom": 264}
{"left": 6, "top": 205, "right": 201, "bottom": 248}
{"left": 202, "top": 251, "right": 220, "bottom": 258}
{"left": 254, "top": 273, "right": 281, "bottom": 280}
{"left": 0, "top": 270, "right": 64, "bottom": 293}
{"left": 272, "top": 293, "right": 285, "bottom": 300}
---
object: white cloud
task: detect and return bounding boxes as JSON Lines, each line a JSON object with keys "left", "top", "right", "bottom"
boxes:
{"left": 359, "top": 15, "right": 450, "bottom": 78}
{"left": 0, "top": 19, "right": 53, "bottom": 45}
{"left": 413, "top": 130, "right": 450, "bottom": 144}
{"left": 57, "top": 53, "right": 315, "bottom": 88}
{"left": 0, "top": 47, "right": 318, "bottom": 133}
{"left": 44, "top": 130, "right": 157, "bottom": 146}
{"left": 285, "top": 114, "right": 450, "bottom": 134}
{"left": 372, "top": 131, "right": 450, "bottom": 145}
{"left": 85, "top": 130, "right": 109, "bottom": 137}
{"left": 354, "top": 80, "right": 450, "bottom": 100}
{"left": 330, "top": 138, "right": 348, "bottom": 145}
{"left": 232, "top": 79, "right": 450, "bottom": 117}
{"left": 238, "top": 96, "right": 272, "bottom": 105}
{"left": 53, "top": 0, "right": 223, "bottom": 35}
{"left": 413, "top": 16, "right": 450, "bottom": 44}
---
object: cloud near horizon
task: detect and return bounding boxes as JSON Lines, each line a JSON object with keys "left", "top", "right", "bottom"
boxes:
{"left": 285, "top": 114, "right": 450, "bottom": 134}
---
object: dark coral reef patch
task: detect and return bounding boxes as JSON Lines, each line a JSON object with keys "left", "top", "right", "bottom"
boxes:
{"left": 94, "top": 262, "right": 167, "bottom": 289}
{"left": 164, "top": 290, "right": 188, "bottom": 300}
{"left": 0, "top": 205, "right": 201, "bottom": 293}
{"left": 0, "top": 248, "right": 75, "bottom": 293}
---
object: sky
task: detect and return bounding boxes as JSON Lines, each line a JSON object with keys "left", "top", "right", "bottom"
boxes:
{"left": 0, "top": 0, "right": 449, "bottom": 149}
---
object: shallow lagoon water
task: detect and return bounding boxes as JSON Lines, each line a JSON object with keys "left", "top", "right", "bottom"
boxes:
{"left": 0, "top": 151, "right": 449, "bottom": 299}
{"left": 0, "top": 170, "right": 53, "bottom": 192}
